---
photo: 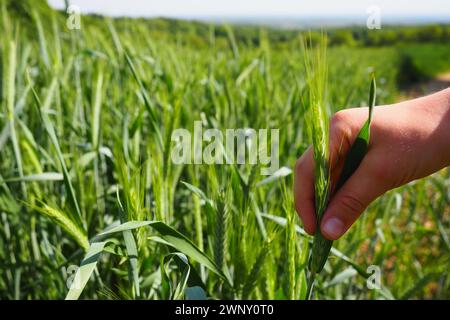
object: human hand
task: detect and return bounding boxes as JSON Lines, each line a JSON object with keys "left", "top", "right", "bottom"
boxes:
{"left": 294, "top": 88, "right": 450, "bottom": 240}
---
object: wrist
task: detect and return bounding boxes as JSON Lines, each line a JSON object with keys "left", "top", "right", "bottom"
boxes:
{"left": 436, "top": 88, "right": 450, "bottom": 166}
{"left": 419, "top": 88, "right": 450, "bottom": 167}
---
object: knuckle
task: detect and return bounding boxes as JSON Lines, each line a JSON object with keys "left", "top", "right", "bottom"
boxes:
{"left": 329, "top": 111, "right": 353, "bottom": 157}
{"left": 330, "top": 111, "right": 352, "bottom": 141}
{"left": 336, "top": 192, "right": 366, "bottom": 217}
{"left": 330, "top": 110, "right": 350, "bottom": 130}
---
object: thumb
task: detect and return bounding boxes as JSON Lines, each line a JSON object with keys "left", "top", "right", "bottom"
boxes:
{"left": 320, "top": 157, "right": 386, "bottom": 240}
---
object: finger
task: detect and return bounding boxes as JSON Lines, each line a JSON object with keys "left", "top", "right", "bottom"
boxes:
{"left": 329, "top": 109, "right": 364, "bottom": 195}
{"left": 294, "top": 147, "right": 316, "bottom": 235}
{"left": 320, "top": 155, "right": 386, "bottom": 240}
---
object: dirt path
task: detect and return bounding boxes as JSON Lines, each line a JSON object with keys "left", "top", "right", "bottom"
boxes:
{"left": 403, "top": 72, "right": 450, "bottom": 98}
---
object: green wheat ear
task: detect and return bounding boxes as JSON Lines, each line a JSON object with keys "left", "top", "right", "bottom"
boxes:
{"left": 305, "top": 59, "right": 377, "bottom": 298}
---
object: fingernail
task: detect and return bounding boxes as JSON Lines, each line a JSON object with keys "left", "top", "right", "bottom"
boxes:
{"left": 322, "top": 217, "right": 345, "bottom": 239}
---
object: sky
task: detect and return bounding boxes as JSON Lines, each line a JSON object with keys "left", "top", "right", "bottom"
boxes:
{"left": 47, "top": 0, "right": 450, "bottom": 19}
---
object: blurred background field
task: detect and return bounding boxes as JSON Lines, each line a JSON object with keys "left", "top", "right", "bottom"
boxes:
{"left": 0, "top": 0, "right": 449, "bottom": 299}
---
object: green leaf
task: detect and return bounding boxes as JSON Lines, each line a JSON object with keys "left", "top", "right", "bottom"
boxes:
{"left": 324, "top": 267, "right": 357, "bottom": 288}
{"left": 256, "top": 167, "right": 292, "bottom": 187}
{"left": 297, "top": 270, "right": 308, "bottom": 300}
{"left": 1, "top": 172, "right": 63, "bottom": 183}
{"left": 124, "top": 52, "right": 163, "bottom": 150}
{"left": 162, "top": 253, "right": 190, "bottom": 300}
{"left": 65, "top": 241, "right": 108, "bottom": 300}
{"left": 148, "top": 221, "right": 231, "bottom": 285}
{"left": 181, "top": 181, "right": 214, "bottom": 208}
{"left": 6, "top": 41, "right": 26, "bottom": 197}
{"left": 27, "top": 75, "right": 85, "bottom": 232}
{"left": 91, "top": 69, "right": 104, "bottom": 150}
{"left": 236, "top": 59, "right": 259, "bottom": 85}
{"left": 117, "top": 191, "right": 141, "bottom": 298}
{"left": 261, "top": 213, "right": 309, "bottom": 236}
{"left": 65, "top": 221, "right": 154, "bottom": 300}
{"left": 66, "top": 219, "right": 229, "bottom": 299}
{"left": 93, "top": 221, "right": 153, "bottom": 240}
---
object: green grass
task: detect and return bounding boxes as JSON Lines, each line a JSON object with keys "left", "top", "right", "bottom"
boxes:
{"left": 398, "top": 43, "right": 450, "bottom": 78}
{"left": 394, "top": 43, "right": 450, "bottom": 89}
{"left": 0, "top": 2, "right": 449, "bottom": 300}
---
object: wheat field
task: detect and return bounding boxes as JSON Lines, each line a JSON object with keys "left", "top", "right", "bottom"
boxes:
{"left": 0, "top": 1, "right": 449, "bottom": 300}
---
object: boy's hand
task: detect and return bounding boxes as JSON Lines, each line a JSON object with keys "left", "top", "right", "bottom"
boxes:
{"left": 294, "top": 88, "right": 450, "bottom": 240}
